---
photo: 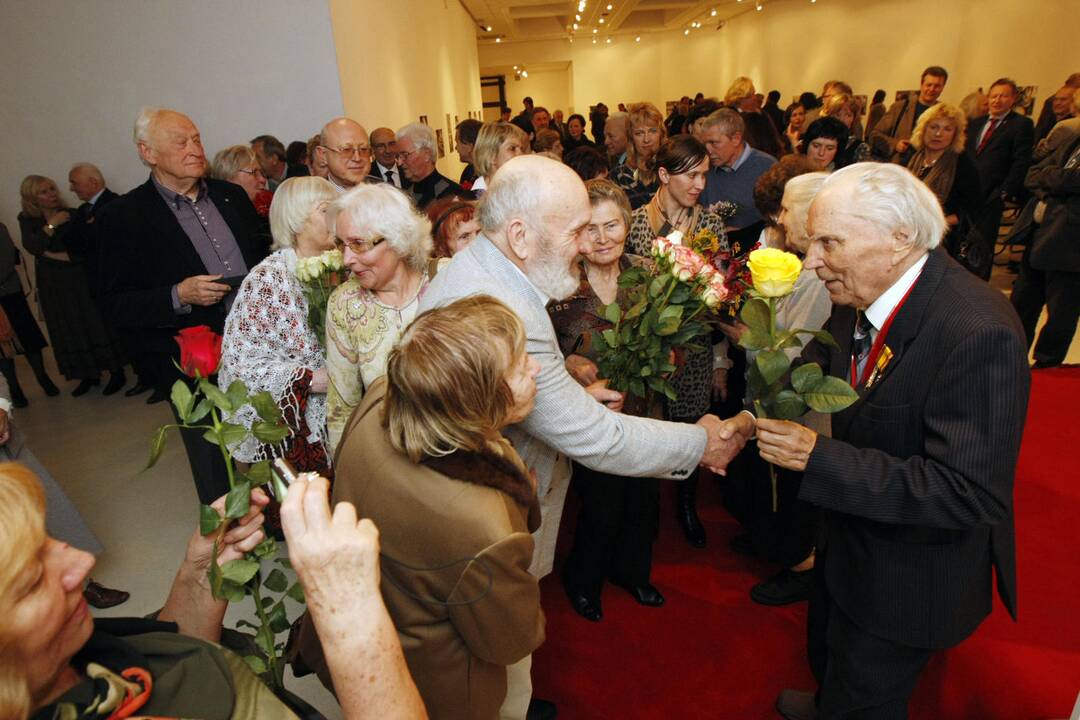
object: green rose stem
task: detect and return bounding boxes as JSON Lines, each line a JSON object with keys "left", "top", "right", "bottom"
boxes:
{"left": 251, "top": 578, "right": 283, "bottom": 687}
{"left": 761, "top": 296, "right": 780, "bottom": 513}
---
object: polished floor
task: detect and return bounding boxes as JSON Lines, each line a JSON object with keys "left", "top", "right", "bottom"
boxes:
{"left": 8, "top": 260, "right": 1077, "bottom": 719}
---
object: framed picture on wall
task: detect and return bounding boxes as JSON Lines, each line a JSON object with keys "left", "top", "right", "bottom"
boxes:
{"left": 419, "top": 115, "right": 429, "bottom": 125}
{"left": 446, "top": 113, "right": 453, "bottom": 153}
{"left": 436, "top": 128, "right": 446, "bottom": 158}
{"left": 1018, "top": 86, "right": 1038, "bottom": 116}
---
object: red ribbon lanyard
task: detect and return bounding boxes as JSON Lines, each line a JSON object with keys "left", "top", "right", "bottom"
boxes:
{"left": 851, "top": 278, "right": 919, "bottom": 388}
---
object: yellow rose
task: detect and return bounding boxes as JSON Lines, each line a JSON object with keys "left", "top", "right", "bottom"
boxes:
{"left": 747, "top": 247, "right": 802, "bottom": 298}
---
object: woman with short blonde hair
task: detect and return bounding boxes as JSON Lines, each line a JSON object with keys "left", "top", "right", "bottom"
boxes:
{"left": 905, "top": 102, "right": 982, "bottom": 269}
{"left": 612, "top": 102, "right": 667, "bottom": 209}
{"left": 302, "top": 294, "right": 545, "bottom": 717}
{"left": 724, "top": 76, "right": 757, "bottom": 111}
{"left": 472, "top": 122, "right": 529, "bottom": 192}
{"left": 210, "top": 145, "right": 266, "bottom": 203}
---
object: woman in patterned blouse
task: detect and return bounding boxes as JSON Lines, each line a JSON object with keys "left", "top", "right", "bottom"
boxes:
{"left": 611, "top": 102, "right": 667, "bottom": 210}
{"left": 626, "top": 135, "right": 730, "bottom": 549}
{"left": 324, "top": 183, "right": 432, "bottom": 453}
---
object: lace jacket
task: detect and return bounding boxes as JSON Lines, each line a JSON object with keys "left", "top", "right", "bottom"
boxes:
{"left": 218, "top": 249, "right": 328, "bottom": 463}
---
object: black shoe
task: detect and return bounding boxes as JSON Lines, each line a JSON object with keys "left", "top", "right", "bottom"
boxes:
{"left": 103, "top": 371, "right": 127, "bottom": 396}
{"left": 146, "top": 388, "right": 168, "bottom": 404}
{"left": 563, "top": 575, "right": 602, "bottom": 621}
{"left": 125, "top": 382, "right": 152, "bottom": 397}
{"left": 750, "top": 568, "right": 814, "bottom": 606}
{"left": 729, "top": 532, "right": 757, "bottom": 557}
{"left": 39, "top": 377, "right": 60, "bottom": 396}
{"left": 676, "top": 475, "right": 706, "bottom": 548}
{"left": 620, "top": 582, "right": 665, "bottom": 607}
{"left": 1031, "top": 360, "right": 1060, "bottom": 369}
{"left": 775, "top": 689, "right": 817, "bottom": 720}
{"left": 72, "top": 379, "right": 100, "bottom": 397}
{"left": 526, "top": 698, "right": 558, "bottom": 720}
{"left": 10, "top": 386, "right": 28, "bottom": 408}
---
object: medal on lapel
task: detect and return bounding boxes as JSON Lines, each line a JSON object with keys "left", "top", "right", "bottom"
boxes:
{"left": 865, "top": 345, "right": 893, "bottom": 390}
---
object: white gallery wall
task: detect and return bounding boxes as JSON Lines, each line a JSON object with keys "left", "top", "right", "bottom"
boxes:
{"left": 0, "top": 0, "right": 345, "bottom": 232}
{"left": 478, "top": 0, "right": 1076, "bottom": 118}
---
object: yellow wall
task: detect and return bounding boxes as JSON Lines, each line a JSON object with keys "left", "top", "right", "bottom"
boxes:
{"left": 479, "top": 0, "right": 1076, "bottom": 116}
{"left": 329, "top": 0, "right": 483, "bottom": 178}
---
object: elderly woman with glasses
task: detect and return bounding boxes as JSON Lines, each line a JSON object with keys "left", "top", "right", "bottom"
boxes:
{"left": 218, "top": 177, "right": 339, "bottom": 475}
{"left": 324, "top": 182, "right": 434, "bottom": 453}
{"left": 210, "top": 145, "right": 268, "bottom": 205}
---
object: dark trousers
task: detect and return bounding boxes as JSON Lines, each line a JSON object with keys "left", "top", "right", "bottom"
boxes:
{"left": 967, "top": 196, "right": 1005, "bottom": 281}
{"left": 562, "top": 462, "right": 659, "bottom": 598}
{"left": 164, "top": 371, "right": 231, "bottom": 505}
{"left": 1011, "top": 247, "right": 1080, "bottom": 366}
{"left": 745, "top": 453, "right": 820, "bottom": 567}
{"left": 807, "top": 564, "right": 934, "bottom": 719}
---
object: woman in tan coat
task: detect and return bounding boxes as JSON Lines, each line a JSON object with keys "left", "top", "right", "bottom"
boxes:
{"left": 294, "top": 295, "right": 545, "bottom": 720}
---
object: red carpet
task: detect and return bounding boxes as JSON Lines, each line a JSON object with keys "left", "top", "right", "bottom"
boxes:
{"left": 532, "top": 367, "right": 1080, "bottom": 719}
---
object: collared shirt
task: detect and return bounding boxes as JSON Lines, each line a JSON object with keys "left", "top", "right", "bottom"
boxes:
{"left": 88, "top": 188, "right": 105, "bottom": 207}
{"left": 327, "top": 174, "right": 351, "bottom": 194}
{"left": 724, "top": 142, "right": 753, "bottom": 172}
{"left": 152, "top": 174, "right": 247, "bottom": 313}
{"left": 976, "top": 113, "right": 1010, "bottom": 148}
{"left": 375, "top": 161, "right": 402, "bottom": 188}
{"left": 863, "top": 253, "right": 929, "bottom": 341}
{"left": 505, "top": 254, "right": 549, "bottom": 306}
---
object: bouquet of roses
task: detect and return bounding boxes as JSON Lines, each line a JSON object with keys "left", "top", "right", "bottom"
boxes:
{"left": 146, "top": 326, "right": 304, "bottom": 690}
{"left": 591, "top": 228, "right": 749, "bottom": 402}
{"left": 295, "top": 248, "right": 346, "bottom": 343}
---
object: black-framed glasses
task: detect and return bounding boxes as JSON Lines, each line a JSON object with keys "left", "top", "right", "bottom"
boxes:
{"left": 322, "top": 144, "right": 371, "bottom": 158}
{"left": 335, "top": 236, "right": 386, "bottom": 254}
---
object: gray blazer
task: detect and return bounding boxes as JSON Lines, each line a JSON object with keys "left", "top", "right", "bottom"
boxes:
{"left": 419, "top": 236, "right": 705, "bottom": 575}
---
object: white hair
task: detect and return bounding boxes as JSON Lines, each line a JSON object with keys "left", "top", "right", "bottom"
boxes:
{"left": 396, "top": 122, "right": 437, "bottom": 162}
{"left": 269, "top": 176, "right": 338, "bottom": 252}
{"left": 781, "top": 171, "right": 829, "bottom": 242}
{"left": 476, "top": 159, "right": 545, "bottom": 235}
{"left": 822, "top": 162, "right": 945, "bottom": 250}
{"left": 133, "top": 106, "right": 183, "bottom": 167}
{"left": 327, "top": 183, "right": 432, "bottom": 270}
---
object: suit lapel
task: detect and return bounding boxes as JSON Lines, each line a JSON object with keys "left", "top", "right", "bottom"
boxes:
{"left": 470, "top": 235, "right": 547, "bottom": 308}
{"left": 132, "top": 179, "right": 207, "bottom": 274}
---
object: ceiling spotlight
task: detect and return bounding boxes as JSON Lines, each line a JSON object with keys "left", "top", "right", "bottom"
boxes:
{"left": 522, "top": 70, "right": 528, "bottom": 78}
{"left": 484, "top": 25, "right": 492, "bottom": 31}
{"left": 606, "top": 2, "right": 613, "bottom": 8}
{"left": 756, "top": 1, "right": 763, "bottom": 9}
{"left": 495, "top": 36, "right": 502, "bottom": 42}
{"left": 635, "top": 35, "right": 641, "bottom": 42}
{"left": 592, "top": 37, "right": 597, "bottom": 44}
{"left": 683, "top": 28, "right": 690, "bottom": 35}
{"left": 711, "top": 7, "right": 717, "bottom": 15}
{"left": 598, "top": 17, "right": 604, "bottom": 23}
{"left": 593, "top": 27, "right": 598, "bottom": 33}
{"left": 606, "top": 37, "right": 612, "bottom": 43}
{"left": 575, "top": 13, "right": 581, "bottom": 20}
{"left": 513, "top": 65, "right": 518, "bottom": 70}
{"left": 573, "top": 22, "right": 579, "bottom": 29}
{"left": 578, "top": 0, "right": 586, "bottom": 10}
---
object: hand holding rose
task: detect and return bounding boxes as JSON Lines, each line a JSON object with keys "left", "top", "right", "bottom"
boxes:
{"left": 756, "top": 418, "right": 818, "bottom": 472}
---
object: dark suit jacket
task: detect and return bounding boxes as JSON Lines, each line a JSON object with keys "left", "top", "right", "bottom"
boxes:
{"left": 799, "top": 248, "right": 1029, "bottom": 649}
{"left": 367, "top": 161, "right": 412, "bottom": 190}
{"left": 97, "top": 177, "right": 267, "bottom": 358}
{"left": 285, "top": 161, "right": 309, "bottom": 179}
{"left": 1020, "top": 133, "right": 1080, "bottom": 272}
{"left": 965, "top": 112, "right": 1035, "bottom": 201}
{"left": 63, "top": 188, "right": 120, "bottom": 296}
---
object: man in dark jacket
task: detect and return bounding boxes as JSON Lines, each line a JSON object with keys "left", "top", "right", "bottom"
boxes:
{"left": 758, "top": 163, "right": 1029, "bottom": 719}
{"left": 251, "top": 134, "right": 308, "bottom": 191}
{"left": 395, "top": 122, "right": 474, "bottom": 210}
{"left": 99, "top": 107, "right": 268, "bottom": 503}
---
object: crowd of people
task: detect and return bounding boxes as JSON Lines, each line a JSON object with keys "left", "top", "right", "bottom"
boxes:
{"left": 1, "top": 61, "right": 1076, "bottom": 720}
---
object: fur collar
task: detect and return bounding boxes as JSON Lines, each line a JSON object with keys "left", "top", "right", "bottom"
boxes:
{"left": 421, "top": 441, "right": 537, "bottom": 508}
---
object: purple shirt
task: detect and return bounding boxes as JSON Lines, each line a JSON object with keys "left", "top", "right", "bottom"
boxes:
{"left": 152, "top": 175, "right": 248, "bottom": 313}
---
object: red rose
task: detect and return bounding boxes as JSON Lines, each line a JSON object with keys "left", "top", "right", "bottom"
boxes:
{"left": 253, "top": 189, "right": 273, "bottom": 217}
{"left": 175, "top": 325, "right": 222, "bottom": 378}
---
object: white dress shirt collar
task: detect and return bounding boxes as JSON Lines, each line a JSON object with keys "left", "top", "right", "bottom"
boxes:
{"left": 864, "top": 252, "right": 928, "bottom": 333}
{"left": 88, "top": 188, "right": 105, "bottom": 206}
{"left": 505, "top": 254, "right": 549, "bottom": 305}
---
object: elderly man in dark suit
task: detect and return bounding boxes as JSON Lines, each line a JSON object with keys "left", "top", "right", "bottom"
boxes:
{"left": 99, "top": 107, "right": 267, "bottom": 504}
{"left": 757, "top": 163, "right": 1030, "bottom": 719}
{"left": 1009, "top": 132, "right": 1080, "bottom": 369}
{"left": 965, "top": 78, "right": 1035, "bottom": 279}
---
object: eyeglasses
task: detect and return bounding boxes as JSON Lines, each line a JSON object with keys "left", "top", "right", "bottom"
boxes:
{"left": 322, "top": 145, "right": 371, "bottom": 158}
{"left": 395, "top": 148, "right": 420, "bottom": 162}
{"left": 335, "top": 236, "right": 386, "bottom": 254}
{"left": 236, "top": 168, "right": 264, "bottom": 177}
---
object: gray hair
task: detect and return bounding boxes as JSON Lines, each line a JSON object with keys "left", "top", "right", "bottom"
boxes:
{"left": 69, "top": 162, "right": 104, "bottom": 183}
{"left": 781, "top": 172, "right": 829, "bottom": 243}
{"left": 701, "top": 108, "right": 745, "bottom": 137}
{"left": 822, "top": 162, "right": 945, "bottom": 250}
{"left": 396, "top": 122, "right": 437, "bottom": 162}
{"left": 269, "top": 176, "right": 337, "bottom": 252}
{"left": 326, "top": 183, "right": 432, "bottom": 270}
{"left": 210, "top": 145, "right": 257, "bottom": 182}
{"left": 477, "top": 159, "right": 545, "bottom": 235}
{"left": 605, "top": 111, "right": 629, "bottom": 129}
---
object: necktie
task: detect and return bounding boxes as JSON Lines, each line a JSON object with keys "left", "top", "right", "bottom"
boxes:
{"left": 976, "top": 118, "right": 1000, "bottom": 154}
{"left": 852, "top": 311, "right": 874, "bottom": 380}
{"left": 386, "top": 169, "right": 396, "bottom": 187}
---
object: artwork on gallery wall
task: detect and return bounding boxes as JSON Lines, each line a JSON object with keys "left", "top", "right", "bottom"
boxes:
{"left": 419, "top": 115, "right": 429, "bottom": 125}
{"left": 436, "top": 128, "right": 446, "bottom": 158}
{"left": 446, "top": 113, "right": 454, "bottom": 153}
{"left": 454, "top": 114, "right": 460, "bottom": 130}
{"left": 1018, "top": 86, "right": 1038, "bottom": 116}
